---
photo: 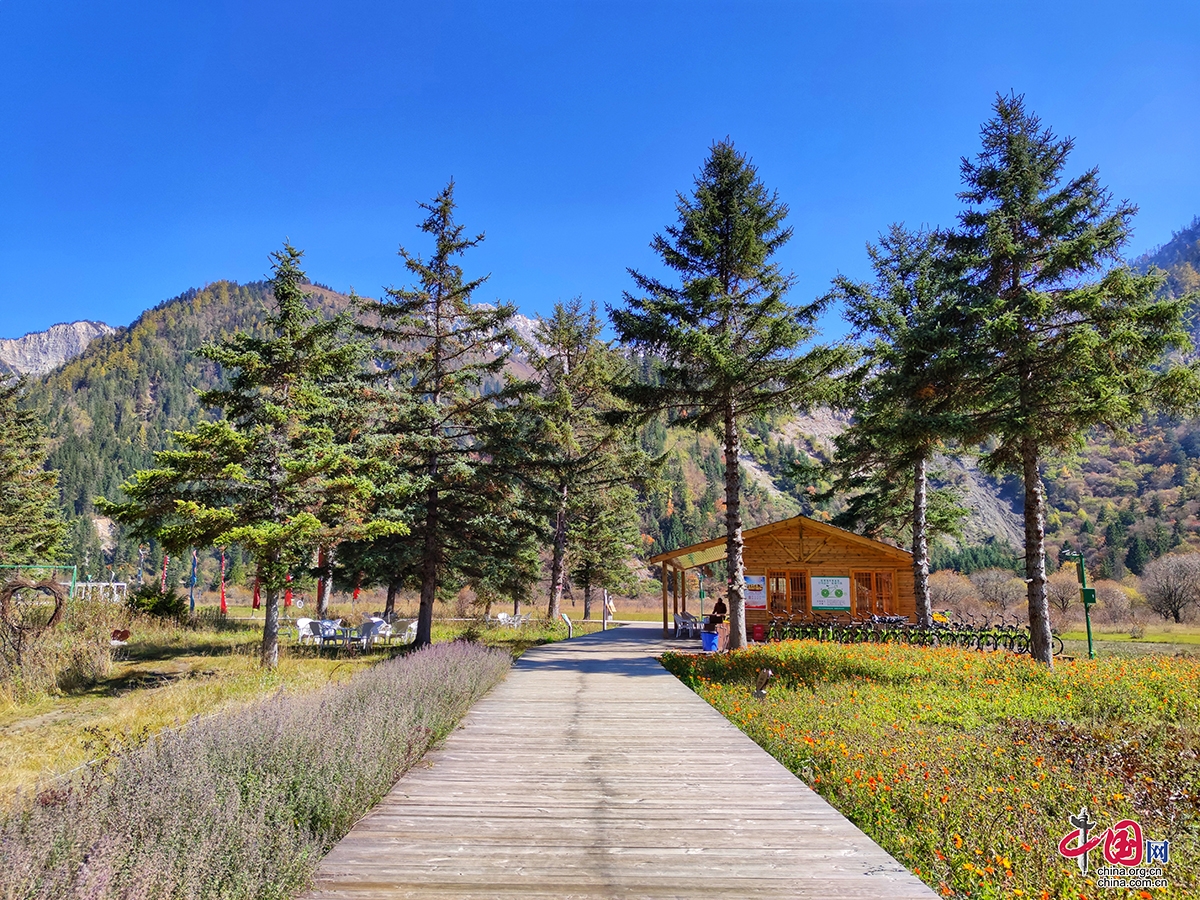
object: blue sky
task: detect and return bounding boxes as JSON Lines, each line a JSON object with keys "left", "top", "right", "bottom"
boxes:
{"left": 1, "top": 1, "right": 1197, "bottom": 339}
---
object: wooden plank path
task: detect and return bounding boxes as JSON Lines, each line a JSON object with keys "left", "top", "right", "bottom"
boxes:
{"left": 304, "top": 624, "right": 937, "bottom": 900}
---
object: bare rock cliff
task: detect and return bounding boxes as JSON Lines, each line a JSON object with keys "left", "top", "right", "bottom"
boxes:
{"left": 0, "top": 320, "right": 115, "bottom": 375}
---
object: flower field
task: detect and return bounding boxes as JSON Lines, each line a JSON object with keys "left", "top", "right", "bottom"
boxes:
{"left": 661, "top": 642, "right": 1200, "bottom": 899}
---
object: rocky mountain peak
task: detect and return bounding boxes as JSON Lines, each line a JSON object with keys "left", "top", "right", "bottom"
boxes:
{"left": 0, "top": 320, "right": 115, "bottom": 376}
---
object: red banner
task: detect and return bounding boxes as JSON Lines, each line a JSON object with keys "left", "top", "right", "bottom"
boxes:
{"left": 219, "top": 550, "right": 227, "bottom": 615}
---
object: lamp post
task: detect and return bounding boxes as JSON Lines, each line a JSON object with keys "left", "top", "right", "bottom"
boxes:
{"left": 1061, "top": 549, "right": 1096, "bottom": 660}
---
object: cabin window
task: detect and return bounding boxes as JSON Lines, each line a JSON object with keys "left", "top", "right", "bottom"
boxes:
{"left": 789, "top": 572, "right": 808, "bottom": 614}
{"left": 852, "top": 570, "right": 896, "bottom": 616}
{"left": 767, "top": 570, "right": 808, "bottom": 616}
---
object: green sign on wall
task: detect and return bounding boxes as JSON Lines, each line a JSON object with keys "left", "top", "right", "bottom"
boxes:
{"left": 811, "top": 576, "right": 851, "bottom": 611}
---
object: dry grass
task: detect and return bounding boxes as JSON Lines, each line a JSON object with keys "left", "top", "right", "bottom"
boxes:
{"left": 0, "top": 605, "right": 602, "bottom": 796}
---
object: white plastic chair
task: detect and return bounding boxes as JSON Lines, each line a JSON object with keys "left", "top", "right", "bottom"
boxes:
{"left": 365, "top": 616, "right": 393, "bottom": 644}
{"left": 347, "top": 619, "right": 380, "bottom": 650}
{"left": 312, "top": 619, "right": 341, "bottom": 647}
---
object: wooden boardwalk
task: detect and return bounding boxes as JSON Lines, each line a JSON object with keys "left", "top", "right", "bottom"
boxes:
{"left": 304, "top": 624, "right": 937, "bottom": 899}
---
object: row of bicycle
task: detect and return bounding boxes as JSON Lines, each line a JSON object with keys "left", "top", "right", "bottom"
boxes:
{"left": 766, "top": 612, "right": 1065, "bottom": 656}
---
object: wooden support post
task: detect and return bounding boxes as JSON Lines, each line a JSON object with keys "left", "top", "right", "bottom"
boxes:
{"left": 661, "top": 563, "right": 669, "bottom": 638}
{"left": 672, "top": 565, "right": 679, "bottom": 618}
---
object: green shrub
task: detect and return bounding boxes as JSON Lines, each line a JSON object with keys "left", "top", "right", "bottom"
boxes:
{"left": 126, "top": 584, "right": 188, "bottom": 621}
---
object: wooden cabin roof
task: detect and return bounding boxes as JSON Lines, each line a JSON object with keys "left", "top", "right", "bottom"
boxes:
{"left": 649, "top": 514, "right": 912, "bottom": 570}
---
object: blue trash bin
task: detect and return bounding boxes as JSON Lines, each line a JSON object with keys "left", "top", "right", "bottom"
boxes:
{"left": 701, "top": 630, "right": 719, "bottom": 652}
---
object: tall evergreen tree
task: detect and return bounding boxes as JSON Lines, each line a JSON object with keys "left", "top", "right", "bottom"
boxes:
{"left": 946, "top": 94, "right": 1199, "bottom": 665}
{"left": 568, "top": 482, "right": 641, "bottom": 620}
{"left": 827, "top": 225, "right": 967, "bottom": 626}
{"left": 101, "top": 244, "right": 400, "bottom": 666}
{"left": 0, "top": 378, "right": 67, "bottom": 564}
{"left": 529, "top": 299, "right": 650, "bottom": 619}
{"left": 611, "top": 140, "right": 851, "bottom": 649}
{"left": 355, "top": 182, "right": 544, "bottom": 647}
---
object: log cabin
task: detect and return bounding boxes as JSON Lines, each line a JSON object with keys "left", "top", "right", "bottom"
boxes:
{"left": 649, "top": 513, "right": 916, "bottom": 638}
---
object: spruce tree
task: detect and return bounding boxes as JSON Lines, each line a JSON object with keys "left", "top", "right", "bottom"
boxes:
{"left": 827, "top": 226, "right": 967, "bottom": 626}
{"left": 0, "top": 378, "right": 67, "bottom": 565}
{"left": 101, "top": 244, "right": 400, "bottom": 666}
{"left": 568, "top": 482, "right": 641, "bottom": 619}
{"left": 612, "top": 140, "right": 851, "bottom": 648}
{"left": 529, "top": 299, "right": 649, "bottom": 619}
{"left": 946, "top": 94, "right": 1199, "bottom": 665}
{"left": 355, "top": 182, "right": 544, "bottom": 647}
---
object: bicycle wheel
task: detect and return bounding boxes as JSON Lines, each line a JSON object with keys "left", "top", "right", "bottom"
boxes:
{"left": 1052, "top": 634, "right": 1064, "bottom": 656}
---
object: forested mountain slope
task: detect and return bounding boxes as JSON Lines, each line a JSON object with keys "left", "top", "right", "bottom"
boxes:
{"left": 1135, "top": 215, "right": 1200, "bottom": 296}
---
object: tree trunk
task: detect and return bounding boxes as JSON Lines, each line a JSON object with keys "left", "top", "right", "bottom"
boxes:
{"left": 1022, "top": 437, "right": 1053, "bottom": 666}
{"left": 583, "top": 580, "right": 592, "bottom": 620}
{"left": 912, "top": 456, "right": 932, "bottom": 628}
{"left": 385, "top": 580, "right": 398, "bottom": 620}
{"left": 416, "top": 479, "right": 439, "bottom": 649}
{"left": 723, "top": 404, "right": 747, "bottom": 650}
{"left": 547, "top": 481, "right": 569, "bottom": 619}
{"left": 315, "top": 545, "right": 331, "bottom": 619}
{"left": 261, "top": 585, "right": 280, "bottom": 668}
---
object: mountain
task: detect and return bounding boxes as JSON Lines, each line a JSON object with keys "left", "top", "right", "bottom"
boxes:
{"left": 0, "top": 321, "right": 114, "bottom": 376}
{"left": 1134, "top": 216, "right": 1200, "bottom": 297}
{"left": 19, "top": 281, "right": 544, "bottom": 576}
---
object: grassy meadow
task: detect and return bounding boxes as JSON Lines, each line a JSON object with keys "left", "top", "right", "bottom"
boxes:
{"left": 1, "top": 600, "right": 598, "bottom": 796}
{"left": 662, "top": 641, "right": 1199, "bottom": 900}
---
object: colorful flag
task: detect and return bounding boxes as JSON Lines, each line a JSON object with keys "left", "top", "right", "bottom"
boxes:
{"left": 284, "top": 573, "right": 293, "bottom": 607}
{"left": 352, "top": 572, "right": 362, "bottom": 600}
{"left": 252, "top": 572, "right": 261, "bottom": 610}
{"left": 188, "top": 550, "right": 198, "bottom": 613}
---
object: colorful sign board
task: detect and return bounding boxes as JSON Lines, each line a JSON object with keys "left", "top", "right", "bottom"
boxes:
{"left": 744, "top": 575, "right": 767, "bottom": 609}
{"left": 811, "top": 576, "right": 851, "bottom": 611}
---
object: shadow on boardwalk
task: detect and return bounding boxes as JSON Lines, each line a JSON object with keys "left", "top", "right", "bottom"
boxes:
{"left": 303, "top": 623, "right": 937, "bottom": 899}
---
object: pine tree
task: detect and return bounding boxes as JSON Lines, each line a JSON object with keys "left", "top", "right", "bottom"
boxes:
{"left": 0, "top": 378, "right": 67, "bottom": 564}
{"left": 946, "top": 94, "right": 1200, "bottom": 665}
{"left": 101, "top": 244, "right": 401, "bottom": 666}
{"left": 355, "top": 182, "right": 544, "bottom": 647}
{"left": 529, "top": 299, "right": 650, "bottom": 619}
{"left": 826, "top": 225, "right": 967, "bottom": 626}
{"left": 568, "top": 483, "right": 641, "bottom": 619}
{"left": 611, "top": 140, "right": 851, "bottom": 649}
{"left": 1125, "top": 534, "right": 1151, "bottom": 576}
